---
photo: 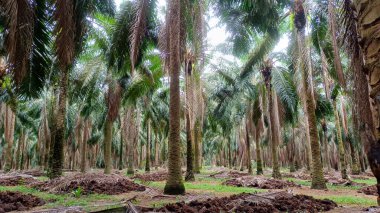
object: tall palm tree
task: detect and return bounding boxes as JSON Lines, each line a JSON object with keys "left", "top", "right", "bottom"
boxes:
{"left": 294, "top": 0, "right": 326, "bottom": 189}
{"left": 164, "top": 0, "right": 185, "bottom": 195}
{"left": 261, "top": 59, "right": 281, "bottom": 179}
{"left": 354, "top": 0, "right": 380, "bottom": 204}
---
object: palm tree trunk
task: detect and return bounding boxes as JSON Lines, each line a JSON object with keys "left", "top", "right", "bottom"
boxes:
{"left": 255, "top": 124, "right": 263, "bottom": 175}
{"left": 333, "top": 100, "right": 348, "bottom": 179}
{"left": 81, "top": 119, "right": 89, "bottom": 173}
{"left": 4, "top": 104, "right": 15, "bottom": 172}
{"left": 245, "top": 121, "right": 252, "bottom": 174}
{"left": 164, "top": 0, "right": 185, "bottom": 195}
{"left": 294, "top": 0, "right": 326, "bottom": 189}
{"left": 145, "top": 120, "right": 151, "bottom": 172}
{"left": 194, "top": 119, "right": 202, "bottom": 173}
{"left": 322, "top": 120, "right": 331, "bottom": 171}
{"left": 268, "top": 87, "right": 281, "bottom": 179}
{"left": 15, "top": 129, "right": 25, "bottom": 170}
{"left": 355, "top": 0, "right": 380, "bottom": 204}
{"left": 103, "top": 117, "right": 113, "bottom": 174}
{"left": 126, "top": 107, "right": 136, "bottom": 175}
{"left": 185, "top": 113, "right": 195, "bottom": 181}
{"left": 48, "top": 68, "right": 68, "bottom": 178}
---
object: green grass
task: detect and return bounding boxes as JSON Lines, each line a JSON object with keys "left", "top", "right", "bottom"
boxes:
{"left": 352, "top": 178, "right": 376, "bottom": 185}
{"left": 0, "top": 185, "right": 119, "bottom": 211}
{"left": 316, "top": 195, "right": 377, "bottom": 206}
{"left": 285, "top": 178, "right": 367, "bottom": 190}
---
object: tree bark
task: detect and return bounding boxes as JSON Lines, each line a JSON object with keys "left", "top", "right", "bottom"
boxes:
{"left": 48, "top": 67, "right": 68, "bottom": 178}
{"left": 333, "top": 100, "right": 348, "bottom": 179}
{"left": 355, "top": 0, "right": 380, "bottom": 204}
{"left": 164, "top": 0, "right": 185, "bottom": 195}
{"left": 103, "top": 117, "right": 113, "bottom": 174}
{"left": 294, "top": 0, "right": 326, "bottom": 189}
{"left": 145, "top": 120, "right": 151, "bottom": 172}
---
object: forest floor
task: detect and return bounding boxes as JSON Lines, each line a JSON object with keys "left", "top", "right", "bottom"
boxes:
{"left": 0, "top": 167, "right": 378, "bottom": 212}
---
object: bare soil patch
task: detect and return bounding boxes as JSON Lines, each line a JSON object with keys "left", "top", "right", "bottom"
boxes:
{"left": 223, "top": 177, "right": 300, "bottom": 189}
{"left": 138, "top": 191, "right": 337, "bottom": 212}
{"left": 0, "top": 175, "right": 39, "bottom": 186}
{"left": 133, "top": 172, "right": 168, "bottom": 182}
{"left": 358, "top": 185, "right": 378, "bottom": 196}
{"left": 32, "top": 173, "right": 145, "bottom": 195}
{"left": 0, "top": 191, "right": 45, "bottom": 212}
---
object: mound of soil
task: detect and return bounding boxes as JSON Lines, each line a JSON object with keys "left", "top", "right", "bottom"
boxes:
{"left": 223, "top": 177, "right": 300, "bottom": 189}
{"left": 0, "top": 191, "right": 45, "bottom": 212}
{"left": 0, "top": 175, "right": 38, "bottom": 186}
{"left": 209, "top": 171, "right": 250, "bottom": 179}
{"left": 140, "top": 192, "right": 337, "bottom": 212}
{"left": 32, "top": 173, "right": 145, "bottom": 195}
{"left": 133, "top": 172, "right": 167, "bottom": 182}
{"left": 358, "top": 185, "right": 378, "bottom": 196}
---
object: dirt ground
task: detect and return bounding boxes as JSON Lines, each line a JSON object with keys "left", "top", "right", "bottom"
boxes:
{"left": 137, "top": 191, "right": 337, "bottom": 213}
{"left": 0, "top": 191, "right": 45, "bottom": 212}
{"left": 0, "top": 175, "right": 39, "bottom": 186}
{"left": 31, "top": 173, "right": 145, "bottom": 195}
{"left": 1, "top": 168, "right": 379, "bottom": 212}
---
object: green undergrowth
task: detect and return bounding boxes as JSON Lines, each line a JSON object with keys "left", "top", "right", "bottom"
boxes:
{"left": 285, "top": 177, "right": 371, "bottom": 190}
{"left": 352, "top": 178, "right": 376, "bottom": 186}
{"left": 0, "top": 185, "right": 119, "bottom": 211}
{"left": 316, "top": 195, "right": 377, "bottom": 206}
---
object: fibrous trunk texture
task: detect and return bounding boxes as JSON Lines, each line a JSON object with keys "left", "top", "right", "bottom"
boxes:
{"left": 355, "top": 0, "right": 380, "bottom": 205}
{"left": 164, "top": 0, "right": 185, "bottom": 195}
{"left": 294, "top": 0, "right": 326, "bottom": 189}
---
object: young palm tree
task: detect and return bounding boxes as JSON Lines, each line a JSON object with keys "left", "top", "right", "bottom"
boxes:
{"left": 164, "top": 0, "right": 185, "bottom": 195}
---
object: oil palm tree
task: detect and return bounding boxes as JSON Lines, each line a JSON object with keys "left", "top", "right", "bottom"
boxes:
{"left": 294, "top": 0, "right": 326, "bottom": 189}
{"left": 354, "top": 0, "right": 380, "bottom": 204}
{"left": 163, "top": 0, "right": 185, "bottom": 195}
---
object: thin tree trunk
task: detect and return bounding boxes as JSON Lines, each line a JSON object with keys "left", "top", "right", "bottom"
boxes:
{"left": 4, "top": 104, "right": 16, "bottom": 172}
{"left": 145, "top": 120, "right": 151, "bottom": 172}
{"left": 15, "top": 129, "right": 25, "bottom": 170}
{"left": 246, "top": 120, "right": 252, "bottom": 174}
{"left": 185, "top": 113, "right": 195, "bottom": 181}
{"left": 103, "top": 117, "right": 113, "bottom": 174}
{"left": 333, "top": 100, "right": 348, "bottom": 179}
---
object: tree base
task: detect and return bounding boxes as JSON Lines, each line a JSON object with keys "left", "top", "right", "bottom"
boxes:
{"left": 256, "top": 170, "right": 263, "bottom": 175}
{"left": 311, "top": 181, "right": 327, "bottom": 190}
{"left": 185, "top": 171, "right": 195, "bottom": 182}
{"left": 127, "top": 168, "right": 134, "bottom": 175}
{"left": 272, "top": 170, "right": 282, "bottom": 179}
{"left": 164, "top": 182, "right": 185, "bottom": 195}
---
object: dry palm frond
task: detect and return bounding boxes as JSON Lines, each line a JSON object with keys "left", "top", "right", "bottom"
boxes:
{"left": 54, "top": 0, "right": 76, "bottom": 69}
{"left": 2, "top": 0, "right": 34, "bottom": 85}
{"left": 130, "top": 0, "right": 149, "bottom": 73}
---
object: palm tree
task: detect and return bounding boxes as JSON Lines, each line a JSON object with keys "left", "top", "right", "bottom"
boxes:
{"left": 163, "top": 0, "right": 185, "bottom": 195}
{"left": 294, "top": 0, "right": 326, "bottom": 189}
{"left": 354, "top": 0, "right": 380, "bottom": 204}
{"left": 261, "top": 59, "right": 281, "bottom": 179}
